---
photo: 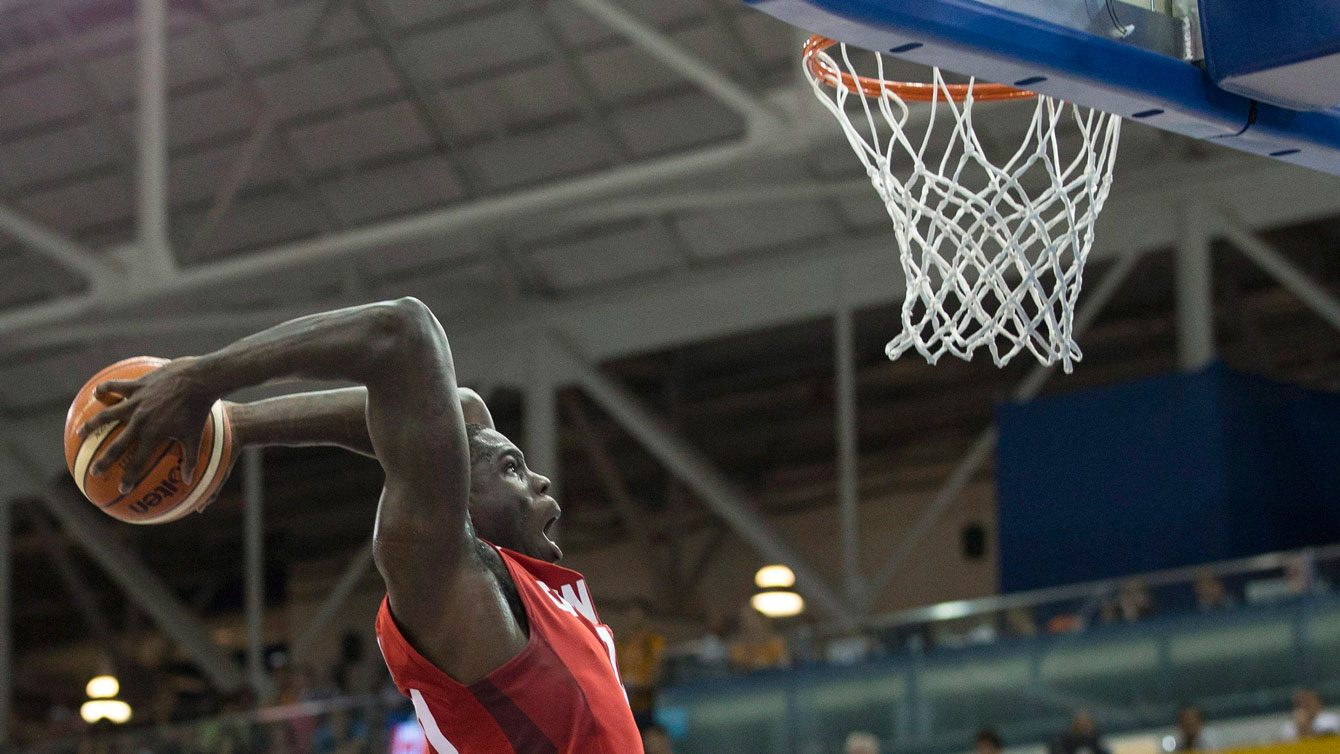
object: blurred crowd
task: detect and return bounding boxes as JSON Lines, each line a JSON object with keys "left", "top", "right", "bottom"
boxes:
{"left": 17, "top": 552, "right": 1338, "bottom": 754}
{"left": 840, "top": 689, "right": 1340, "bottom": 754}
{"left": 655, "top": 552, "right": 1334, "bottom": 685}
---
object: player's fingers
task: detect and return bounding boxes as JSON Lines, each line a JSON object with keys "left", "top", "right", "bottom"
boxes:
{"left": 76, "top": 401, "right": 131, "bottom": 439}
{"left": 179, "top": 437, "right": 201, "bottom": 486}
{"left": 90, "top": 418, "right": 139, "bottom": 477}
{"left": 119, "top": 437, "right": 155, "bottom": 494}
{"left": 93, "top": 379, "right": 142, "bottom": 402}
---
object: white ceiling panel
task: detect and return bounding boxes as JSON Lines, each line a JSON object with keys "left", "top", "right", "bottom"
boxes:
{"left": 613, "top": 91, "right": 742, "bottom": 156}
{"left": 437, "top": 63, "right": 575, "bottom": 139}
{"left": 320, "top": 155, "right": 465, "bottom": 225}
{"left": 0, "top": 121, "right": 119, "bottom": 187}
{"left": 169, "top": 140, "right": 293, "bottom": 206}
{"left": 835, "top": 194, "right": 893, "bottom": 230}
{"left": 168, "top": 85, "right": 254, "bottom": 148}
{"left": 0, "top": 32, "right": 55, "bottom": 80}
{"left": 288, "top": 99, "right": 434, "bottom": 171}
{"left": 364, "top": 235, "right": 491, "bottom": 280}
{"left": 317, "top": 4, "right": 371, "bottom": 49}
{"left": 204, "top": 191, "right": 326, "bottom": 255}
{"left": 166, "top": 25, "right": 231, "bottom": 89}
{"left": 0, "top": 70, "right": 84, "bottom": 133}
{"left": 468, "top": 119, "right": 611, "bottom": 190}
{"left": 222, "top": 2, "right": 331, "bottom": 68}
{"left": 381, "top": 0, "right": 502, "bottom": 29}
{"left": 492, "top": 63, "right": 578, "bottom": 127}
{"left": 19, "top": 173, "right": 131, "bottom": 231}
{"left": 372, "top": 260, "right": 500, "bottom": 310}
{"left": 84, "top": 46, "right": 136, "bottom": 103}
{"left": 674, "top": 200, "right": 839, "bottom": 258}
{"left": 544, "top": 0, "right": 702, "bottom": 48}
{"left": 256, "top": 48, "right": 401, "bottom": 120}
{"left": 399, "top": 8, "right": 546, "bottom": 81}
{"left": 526, "top": 220, "right": 679, "bottom": 289}
{"left": 738, "top": 11, "right": 800, "bottom": 67}
{"left": 0, "top": 346, "right": 98, "bottom": 411}
{"left": 578, "top": 43, "right": 681, "bottom": 103}
{"left": 0, "top": 250, "right": 84, "bottom": 310}
{"left": 61, "top": 5, "right": 138, "bottom": 56}
{"left": 435, "top": 77, "right": 507, "bottom": 139}
{"left": 579, "top": 24, "right": 750, "bottom": 101}
{"left": 70, "top": 222, "right": 134, "bottom": 251}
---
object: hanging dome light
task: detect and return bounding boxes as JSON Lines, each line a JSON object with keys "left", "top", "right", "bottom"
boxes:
{"left": 86, "top": 675, "right": 119, "bottom": 699}
{"left": 80, "top": 699, "right": 132, "bottom": 724}
{"left": 754, "top": 564, "right": 796, "bottom": 589}
{"left": 751, "top": 590, "right": 805, "bottom": 618}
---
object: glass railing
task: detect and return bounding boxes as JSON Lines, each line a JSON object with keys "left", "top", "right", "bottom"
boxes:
{"left": 657, "top": 545, "right": 1340, "bottom": 754}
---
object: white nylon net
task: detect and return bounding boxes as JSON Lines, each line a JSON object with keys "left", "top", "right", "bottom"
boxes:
{"left": 805, "top": 43, "right": 1122, "bottom": 372}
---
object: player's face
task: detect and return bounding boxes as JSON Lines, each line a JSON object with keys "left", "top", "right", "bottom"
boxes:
{"left": 467, "top": 430, "right": 562, "bottom": 562}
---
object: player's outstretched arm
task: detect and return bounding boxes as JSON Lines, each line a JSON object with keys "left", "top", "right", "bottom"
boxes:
{"left": 225, "top": 386, "right": 494, "bottom": 458}
{"left": 79, "top": 299, "right": 526, "bottom": 679}
{"left": 79, "top": 299, "right": 480, "bottom": 607}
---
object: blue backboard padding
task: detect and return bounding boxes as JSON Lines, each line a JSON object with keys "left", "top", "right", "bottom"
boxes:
{"left": 746, "top": 0, "right": 1340, "bottom": 174}
{"left": 1200, "top": 0, "right": 1340, "bottom": 95}
{"left": 995, "top": 363, "right": 1340, "bottom": 592}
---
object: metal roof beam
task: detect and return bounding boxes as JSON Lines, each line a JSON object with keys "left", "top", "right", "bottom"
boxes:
{"left": 556, "top": 338, "right": 859, "bottom": 624}
{"left": 568, "top": 0, "right": 785, "bottom": 135}
{"left": 0, "top": 203, "right": 114, "bottom": 286}
{"left": 5, "top": 447, "right": 246, "bottom": 693}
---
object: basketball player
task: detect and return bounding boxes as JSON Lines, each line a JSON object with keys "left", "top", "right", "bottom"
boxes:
{"left": 77, "top": 298, "right": 644, "bottom": 753}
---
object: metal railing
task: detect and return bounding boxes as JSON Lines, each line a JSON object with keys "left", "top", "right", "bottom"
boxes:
{"left": 20, "top": 694, "right": 417, "bottom": 754}
{"left": 658, "top": 545, "right": 1340, "bottom": 754}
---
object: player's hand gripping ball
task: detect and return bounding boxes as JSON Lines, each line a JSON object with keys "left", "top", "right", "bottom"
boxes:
{"left": 63, "top": 356, "right": 236, "bottom": 524}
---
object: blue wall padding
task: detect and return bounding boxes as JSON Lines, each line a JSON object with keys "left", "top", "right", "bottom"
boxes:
{"left": 996, "top": 363, "right": 1340, "bottom": 592}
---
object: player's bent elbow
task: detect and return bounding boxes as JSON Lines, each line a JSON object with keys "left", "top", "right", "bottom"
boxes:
{"left": 365, "top": 297, "right": 448, "bottom": 367}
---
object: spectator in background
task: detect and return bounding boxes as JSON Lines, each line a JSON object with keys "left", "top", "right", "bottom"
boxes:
{"left": 1051, "top": 710, "right": 1111, "bottom": 754}
{"left": 1117, "top": 579, "right": 1155, "bottom": 622}
{"left": 1194, "top": 571, "right": 1235, "bottom": 612}
{"left": 641, "top": 723, "right": 674, "bottom": 754}
{"left": 1045, "top": 613, "right": 1084, "bottom": 634}
{"left": 1173, "top": 705, "right": 1220, "bottom": 751}
{"left": 1284, "top": 688, "right": 1340, "bottom": 740}
{"left": 844, "top": 731, "right": 879, "bottom": 754}
{"left": 729, "top": 603, "right": 789, "bottom": 671}
{"left": 314, "top": 708, "right": 370, "bottom": 754}
{"left": 616, "top": 603, "right": 667, "bottom": 727}
{"left": 976, "top": 729, "right": 1003, "bottom": 754}
{"left": 331, "top": 631, "right": 369, "bottom": 695}
{"left": 1004, "top": 606, "right": 1038, "bottom": 638}
{"left": 690, "top": 608, "right": 731, "bottom": 668}
{"left": 1285, "top": 554, "right": 1332, "bottom": 598}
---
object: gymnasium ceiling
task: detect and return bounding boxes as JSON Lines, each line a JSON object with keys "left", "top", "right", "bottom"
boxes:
{"left": 0, "top": 0, "right": 1338, "bottom": 654}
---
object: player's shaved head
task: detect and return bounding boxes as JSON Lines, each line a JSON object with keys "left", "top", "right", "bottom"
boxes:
{"left": 462, "top": 425, "right": 561, "bottom": 562}
{"left": 465, "top": 424, "right": 507, "bottom": 465}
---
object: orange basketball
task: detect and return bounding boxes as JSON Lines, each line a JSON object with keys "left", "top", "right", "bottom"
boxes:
{"left": 63, "top": 356, "right": 235, "bottom": 524}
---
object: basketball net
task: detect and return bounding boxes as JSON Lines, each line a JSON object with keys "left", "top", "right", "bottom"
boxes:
{"left": 804, "top": 37, "right": 1122, "bottom": 372}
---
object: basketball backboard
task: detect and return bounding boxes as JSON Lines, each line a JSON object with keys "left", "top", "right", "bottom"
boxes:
{"left": 745, "top": 0, "right": 1340, "bottom": 175}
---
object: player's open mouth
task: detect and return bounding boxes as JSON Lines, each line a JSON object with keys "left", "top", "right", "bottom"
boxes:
{"left": 542, "top": 515, "right": 562, "bottom": 560}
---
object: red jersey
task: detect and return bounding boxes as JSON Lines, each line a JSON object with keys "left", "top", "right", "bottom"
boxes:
{"left": 376, "top": 543, "right": 643, "bottom": 754}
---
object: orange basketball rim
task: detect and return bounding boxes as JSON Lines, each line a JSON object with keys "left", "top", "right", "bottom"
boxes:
{"left": 802, "top": 35, "right": 1037, "bottom": 102}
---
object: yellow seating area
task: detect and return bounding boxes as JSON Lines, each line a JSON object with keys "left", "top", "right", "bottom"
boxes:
{"left": 1223, "top": 741, "right": 1340, "bottom": 754}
